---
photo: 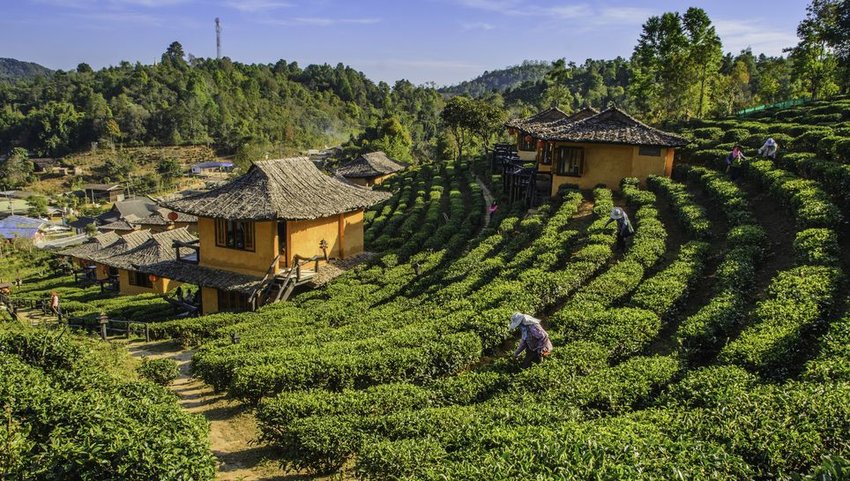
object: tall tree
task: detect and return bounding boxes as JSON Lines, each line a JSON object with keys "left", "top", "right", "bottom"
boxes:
{"left": 788, "top": 0, "right": 841, "bottom": 99}
{"left": 682, "top": 7, "right": 723, "bottom": 118}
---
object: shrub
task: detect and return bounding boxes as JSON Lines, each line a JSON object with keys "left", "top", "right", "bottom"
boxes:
{"left": 794, "top": 228, "right": 840, "bottom": 265}
{"left": 137, "top": 357, "right": 180, "bottom": 386}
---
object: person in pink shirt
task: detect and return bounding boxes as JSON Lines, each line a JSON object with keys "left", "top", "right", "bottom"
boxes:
{"left": 510, "top": 312, "right": 553, "bottom": 368}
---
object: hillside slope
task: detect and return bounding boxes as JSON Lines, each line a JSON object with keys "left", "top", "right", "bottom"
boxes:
{"left": 0, "top": 57, "right": 52, "bottom": 81}
{"left": 441, "top": 60, "right": 550, "bottom": 97}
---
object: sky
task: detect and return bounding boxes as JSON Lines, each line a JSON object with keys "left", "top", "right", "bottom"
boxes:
{"left": 1, "top": 0, "right": 808, "bottom": 86}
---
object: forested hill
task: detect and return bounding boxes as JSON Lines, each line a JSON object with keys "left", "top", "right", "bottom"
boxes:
{"left": 0, "top": 58, "right": 52, "bottom": 82}
{"left": 440, "top": 60, "right": 551, "bottom": 97}
{"left": 0, "top": 42, "right": 442, "bottom": 160}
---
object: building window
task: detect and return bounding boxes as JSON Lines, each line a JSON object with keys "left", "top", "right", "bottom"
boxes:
{"left": 215, "top": 219, "right": 255, "bottom": 251}
{"left": 128, "top": 271, "right": 153, "bottom": 288}
{"left": 639, "top": 146, "right": 662, "bottom": 157}
{"left": 519, "top": 134, "right": 536, "bottom": 151}
{"left": 555, "top": 146, "right": 584, "bottom": 177}
{"left": 539, "top": 142, "right": 553, "bottom": 165}
{"left": 217, "top": 289, "right": 249, "bottom": 312}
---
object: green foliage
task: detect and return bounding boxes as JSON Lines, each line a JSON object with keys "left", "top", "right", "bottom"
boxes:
{"left": 0, "top": 329, "right": 215, "bottom": 480}
{"left": 137, "top": 357, "right": 179, "bottom": 386}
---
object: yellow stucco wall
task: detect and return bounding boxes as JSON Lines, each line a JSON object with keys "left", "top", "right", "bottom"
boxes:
{"left": 201, "top": 287, "right": 218, "bottom": 315}
{"left": 548, "top": 143, "right": 673, "bottom": 194}
{"left": 348, "top": 178, "right": 370, "bottom": 187}
{"left": 95, "top": 263, "right": 111, "bottom": 281}
{"left": 198, "top": 217, "right": 279, "bottom": 277}
{"left": 287, "top": 216, "right": 341, "bottom": 264}
{"left": 117, "top": 269, "right": 180, "bottom": 296}
{"left": 342, "top": 211, "right": 365, "bottom": 258}
{"left": 371, "top": 173, "right": 394, "bottom": 186}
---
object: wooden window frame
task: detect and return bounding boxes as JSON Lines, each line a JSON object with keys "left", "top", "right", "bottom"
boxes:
{"left": 128, "top": 271, "right": 153, "bottom": 288}
{"left": 217, "top": 289, "right": 249, "bottom": 312}
{"left": 539, "top": 142, "right": 553, "bottom": 165}
{"left": 215, "top": 219, "right": 255, "bottom": 252}
{"left": 555, "top": 146, "right": 584, "bottom": 177}
{"left": 518, "top": 134, "right": 536, "bottom": 152}
{"left": 639, "top": 146, "right": 662, "bottom": 157}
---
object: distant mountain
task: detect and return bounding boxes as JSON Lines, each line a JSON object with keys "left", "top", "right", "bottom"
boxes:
{"left": 441, "top": 60, "right": 551, "bottom": 97}
{"left": 0, "top": 58, "right": 53, "bottom": 82}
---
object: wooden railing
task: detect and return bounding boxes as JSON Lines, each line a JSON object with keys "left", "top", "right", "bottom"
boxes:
{"left": 248, "top": 254, "right": 282, "bottom": 310}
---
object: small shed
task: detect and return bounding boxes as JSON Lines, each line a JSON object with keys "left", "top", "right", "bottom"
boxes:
{"left": 190, "top": 161, "right": 234, "bottom": 175}
{"left": 335, "top": 151, "right": 408, "bottom": 187}
{"left": 82, "top": 183, "right": 124, "bottom": 203}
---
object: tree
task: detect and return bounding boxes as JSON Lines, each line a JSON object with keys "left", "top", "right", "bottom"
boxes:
{"left": 26, "top": 195, "right": 48, "bottom": 218}
{"left": 440, "top": 96, "right": 474, "bottom": 160}
{"left": 682, "top": 8, "right": 723, "bottom": 118}
{"left": 162, "top": 41, "right": 186, "bottom": 66}
{"left": 157, "top": 157, "right": 183, "bottom": 189}
{"left": 0, "top": 148, "right": 33, "bottom": 188}
{"left": 440, "top": 96, "right": 506, "bottom": 160}
{"left": 84, "top": 222, "right": 98, "bottom": 237}
{"left": 370, "top": 116, "right": 413, "bottom": 163}
{"left": 788, "top": 0, "right": 841, "bottom": 99}
{"left": 542, "top": 59, "right": 575, "bottom": 111}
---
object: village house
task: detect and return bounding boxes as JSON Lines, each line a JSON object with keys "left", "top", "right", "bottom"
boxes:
{"left": 190, "top": 161, "right": 234, "bottom": 176}
{"left": 60, "top": 229, "right": 152, "bottom": 287}
{"left": 97, "top": 228, "right": 196, "bottom": 296}
{"left": 140, "top": 156, "right": 390, "bottom": 315}
{"left": 95, "top": 198, "right": 198, "bottom": 234}
{"left": 0, "top": 215, "right": 48, "bottom": 243}
{"left": 504, "top": 107, "right": 688, "bottom": 196}
{"left": 81, "top": 183, "right": 125, "bottom": 203}
{"left": 335, "top": 151, "right": 408, "bottom": 187}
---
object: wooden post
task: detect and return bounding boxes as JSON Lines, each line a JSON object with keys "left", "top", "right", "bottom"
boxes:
{"left": 99, "top": 312, "right": 108, "bottom": 341}
{"left": 125, "top": 321, "right": 130, "bottom": 339}
{"left": 144, "top": 323, "right": 150, "bottom": 342}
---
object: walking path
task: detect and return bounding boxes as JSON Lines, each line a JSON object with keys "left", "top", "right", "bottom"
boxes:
{"left": 127, "top": 341, "right": 294, "bottom": 481}
{"left": 475, "top": 174, "right": 495, "bottom": 227}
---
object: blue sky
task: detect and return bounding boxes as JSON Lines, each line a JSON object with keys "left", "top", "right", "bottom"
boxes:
{"left": 1, "top": 0, "right": 807, "bottom": 86}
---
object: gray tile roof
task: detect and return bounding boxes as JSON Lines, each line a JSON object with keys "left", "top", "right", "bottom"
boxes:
{"left": 335, "top": 151, "right": 408, "bottom": 178}
{"left": 163, "top": 156, "right": 391, "bottom": 221}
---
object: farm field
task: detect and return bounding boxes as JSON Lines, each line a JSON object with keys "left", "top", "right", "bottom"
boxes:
{"left": 113, "top": 95, "right": 850, "bottom": 477}
{"left": 3, "top": 97, "right": 850, "bottom": 479}
{"left": 186, "top": 101, "right": 849, "bottom": 479}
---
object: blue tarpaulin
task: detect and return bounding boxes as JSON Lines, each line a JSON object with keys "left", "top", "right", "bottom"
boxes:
{"left": 0, "top": 215, "right": 46, "bottom": 240}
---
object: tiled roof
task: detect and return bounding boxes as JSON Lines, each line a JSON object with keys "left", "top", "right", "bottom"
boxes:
{"left": 99, "top": 228, "right": 197, "bottom": 270}
{"left": 335, "top": 151, "right": 408, "bottom": 178}
{"left": 164, "top": 156, "right": 391, "bottom": 220}
{"left": 535, "top": 107, "right": 688, "bottom": 147}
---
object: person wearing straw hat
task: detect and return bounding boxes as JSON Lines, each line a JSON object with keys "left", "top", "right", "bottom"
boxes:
{"left": 604, "top": 207, "right": 634, "bottom": 251}
{"left": 510, "top": 312, "right": 553, "bottom": 368}
{"left": 758, "top": 138, "right": 779, "bottom": 159}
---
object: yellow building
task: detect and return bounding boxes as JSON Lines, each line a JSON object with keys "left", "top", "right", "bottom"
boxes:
{"left": 505, "top": 107, "right": 687, "bottom": 195}
{"left": 335, "top": 151, "right": 408, "bottom": 187}
{"left": 506, "top": 107, "right": 595, "bottom": 162}
{"left": 97, "top": 228, "right": 196, "bottom": 296}
{"left": 144, "top": 157, "right": 390, "bottom": 314}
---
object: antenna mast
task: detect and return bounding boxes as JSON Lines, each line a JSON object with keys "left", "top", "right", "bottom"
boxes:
{"left": 215, "top": 17, "right": 222, "bottom": 59}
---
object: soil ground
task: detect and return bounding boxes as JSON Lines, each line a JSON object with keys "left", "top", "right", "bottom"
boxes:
{"left": 127, "top": 340, "right": 318, "bottom": 481}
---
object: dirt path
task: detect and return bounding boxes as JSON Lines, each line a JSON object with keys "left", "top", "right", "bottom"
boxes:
{"left": 474, "top": 174, "right": 496, "bottom": 227}
{"left": 734, "top": 178, "right": 797, "bottom": 300}
{"left": 127, "top": 340, "right": 298, "bottom": 481}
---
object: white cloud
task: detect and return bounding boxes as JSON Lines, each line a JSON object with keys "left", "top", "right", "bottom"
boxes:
{"left": 261, "top": 16, "right": 381, "bottom": 26}
{"left": 32, "top": 0, "right": 189, "bottom": 7}
{"left": 222, "top": 0, "right": 292, "bottom": 12}
{"left": 462, "top": 21, "right": 495, "bottom": 30}
{"left": 715, "top": 19, "right": 797, "bottom": 56}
